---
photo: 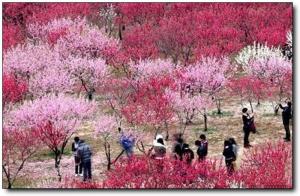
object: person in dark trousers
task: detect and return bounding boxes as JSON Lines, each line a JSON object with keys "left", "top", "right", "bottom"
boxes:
{"left": 173, "top": 136, "right": 184, "bottom": 160}
{"left": 242, "top": 108, "right": 254, "bottom": 148}
{"left": 71, "top": 137, "right": 82, "bottom": 176}
{"left": 223, "top": 139, "right": 236, "bottom": 175}
{"left": 182, "top": 143, "right": 194, "bottom": 165}
{"left": 195, "top": 134, "right": 208, "bottom": 162}
{"left": 279, "top": 100, "right": 292, "bottom": 142}
{"left": 229, "top": 137, "right": 238, "bottom": 170}
{"left": 77, "top": 140, "right": 92, "bottom": 181}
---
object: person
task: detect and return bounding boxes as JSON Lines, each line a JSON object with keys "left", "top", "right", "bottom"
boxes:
{"left": 228, "top": 137, "right": 238, "bottom": 170}
{"left": 77, "top": 140, "right": 92, "bottom": 181}
{"left": 182, "top": 143, "right": 194, "bottom": 165}
{"left": 195, "top": 134, "right": 208, "bottom": 162}
{"left": 120, "top": 132, "right": 135, "bottom": 157}
{"left": 173, "top": 134, "right": 184, "bottom": 160}
{"left": 148, "top": 134, "right": 166, "bottom": 172}
{"left": 279, "top": 100, "right": 292, "bottom": 142}
{"left": 71, "top": 136, "right": 82, "bottom": 177}
{"left": 151, "top": 134, "right": 167, "bottom": 159}
{"left": 222, "top": 139, "right": 236, "bottom": 175}
{"left": 242, "top": 108, "right": 254, "bottom": 148}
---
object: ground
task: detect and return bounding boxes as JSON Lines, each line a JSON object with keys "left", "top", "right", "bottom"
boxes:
{"left": 5, "top": 95, "right": 291, "bottom": 188}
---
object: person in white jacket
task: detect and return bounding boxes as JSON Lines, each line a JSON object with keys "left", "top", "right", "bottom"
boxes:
{"left": 150, "top": 134, "right": 166, "bottom": 160}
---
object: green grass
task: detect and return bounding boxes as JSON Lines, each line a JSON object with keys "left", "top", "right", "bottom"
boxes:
{"left": 192, "top": 126, "right": 218, "bottom": 134}
{"left": 262, "top": 113, "right": 281, "bottom": 117}
{"left": 32, "top": 146, "right": 73, "bottom": 161}
{"left": 208, "top": 110, "right": 234, "bottom": 117}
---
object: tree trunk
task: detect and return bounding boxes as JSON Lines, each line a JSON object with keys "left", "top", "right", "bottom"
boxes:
{"left": 8, "top": 182, "right": 12, "bottom": 189}
{"left": 204, "top": 113, "right": 208, "bottom": 132}
{"left": 54, "top": 153, "right": 62, "bottom": 182}
{"left": 118, "top": 24, "right": 123, "bottom": 40}
{"left": 274, "top": 105, "right": 279, "bottom": 116}
{"left": 104, "top": 142, "right": 111, "bottom": 171}
{"left": 257, "top": 98, "right": 261, "bottom": 106}
{"left": 216, "top": 99, "right": 222, "bottom": 114}
{"left": 249, "top": 100, "right": 254, "bottom": 113}
{"left": 164, "top": 121, "right": 169, "bottom": 141}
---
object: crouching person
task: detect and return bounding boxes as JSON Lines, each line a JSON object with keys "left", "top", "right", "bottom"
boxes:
{"left": 149, "top": 134, "right": 166, "bottom": 172}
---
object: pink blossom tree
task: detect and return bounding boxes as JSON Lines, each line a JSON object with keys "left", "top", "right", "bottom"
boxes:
{"left": 3, "top": 42, "right": 74, "bottom": 98}
{"left": 2, "top": 127, "right": 39, "bottom": 189}
{"left": 173, "top": 57, "right": 231, "bottom": 131}
{"left": 94, "top": 115, "right": 139, "bottom": 170}
{"left": 166, "top": 90, "right": 207, "bottom": 135}
{"left": 52, "top": 18, "right": 119, "bottom": 62}
{"left": 66, "top": 56, "right": 110, "bottom": 100}
{"left": 6, "top": 94, "right": 95, "bottom": 181}
{"left": 247, "top": 56, "right": 292, "bottom": 114}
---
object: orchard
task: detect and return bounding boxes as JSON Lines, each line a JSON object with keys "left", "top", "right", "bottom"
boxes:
{"left": 2, "top": 3, "right": 292, "bottom": 189}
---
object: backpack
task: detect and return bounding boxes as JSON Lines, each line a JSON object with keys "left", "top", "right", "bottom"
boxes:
{"left": 223, "top": 146, "right": 235, "bottom": 160}
{"left": 197, "top": 141, "right": 208, "bottom": 157}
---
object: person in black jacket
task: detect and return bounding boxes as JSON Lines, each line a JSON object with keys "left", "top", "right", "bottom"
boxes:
{"left": 71, "top": 136, "right": 82, "bottom": 176}
{"left": 172, "top": 134, "right": 184, "bottom": 160}
{"left": 242, "top": 108, "right": 253, "bottom": 148}
{"left": 182, "top": 143, "right": 194, "bottom": 165}
{"left": 195, "top": 134, "right": 208, "bottom": 162}
{"left": 223, "top": 139, "right": 236, "bottom": 175}
{"left": 279, "top": 100, "right": 292, "bottom": 142}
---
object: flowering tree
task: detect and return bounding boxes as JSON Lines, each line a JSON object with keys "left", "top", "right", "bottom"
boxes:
{"left": 282, "top": 30, "right": 292, "bottom": 60}
{"left": 2, "top": 127, "right": 39, "bottom": 189}
{"left": 171, "top": 57, "right": 231, "bottom": 131}
{"left": 3, "top": 23, "right": 25, "bottom": 50}
{"left": 238, "top": 141, "right": 292, "bottom": 188}
{"left": 235, "top": 42, "right": 284, "bottom": 67}
{"left": 94, "top": 115, "right": 121, "bottom": 170}
{"left": 122, "top": 76, "right": 174, "bottom": 137}
{"left": 227, "top": 76, "right": 271, "bottom": 112}
{"left": 247, "top": 56, "right": 292, "bottom": 114}
{"left": 3, "top": 42, "right": 74, "bottom": 98}
{"left": 3, "top": 73, "right": 28, "bottom": 108}
{"left": 94, "top": 115, "right": 139, "bottom": 170}
{"left": 67, "top": 57, "right": 110, "bottom": 100}
{"left": 6, "top": 94, "right": 95, "bottom": 181}
{"left": 117, "top": 59, "right": 176, "bottom": 138}
{"left": 166, "top": 90, "right": 206, "bottom": 135}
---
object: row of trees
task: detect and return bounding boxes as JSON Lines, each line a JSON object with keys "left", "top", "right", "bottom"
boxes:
{"left": 2, "top": 3, "right": 292, "bottom": 188}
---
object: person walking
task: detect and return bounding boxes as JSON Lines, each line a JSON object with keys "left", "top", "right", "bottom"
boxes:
{"left": 242, "top": 108, "right": 254, "bottom": 148}
{"left": 195, "top": 134, "right": 208, "bottom": 162}
{"left": 279, "top": 100, "right": 292, "bottom": 142}
{"left": 172, "top": 134, "right": 184, "bottom": 160}
{"left": 71, "top": 136, "right": 83, "bottom": 177}
{"left": 77, "top": 140, "right": 92, "bottom": 181}
{"left": 228, "top": 137, "right": 238, "bottom": 171}
{"left": 222, "top": 139, "right": 236, "bottom": 175}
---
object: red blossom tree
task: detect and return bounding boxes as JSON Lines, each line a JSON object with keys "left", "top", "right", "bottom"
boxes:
{"left": 227, "top": 75, "right": 271, "bottom": 112}
{"left": 3, "top": 73, "right": 28, "bottom": 107}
